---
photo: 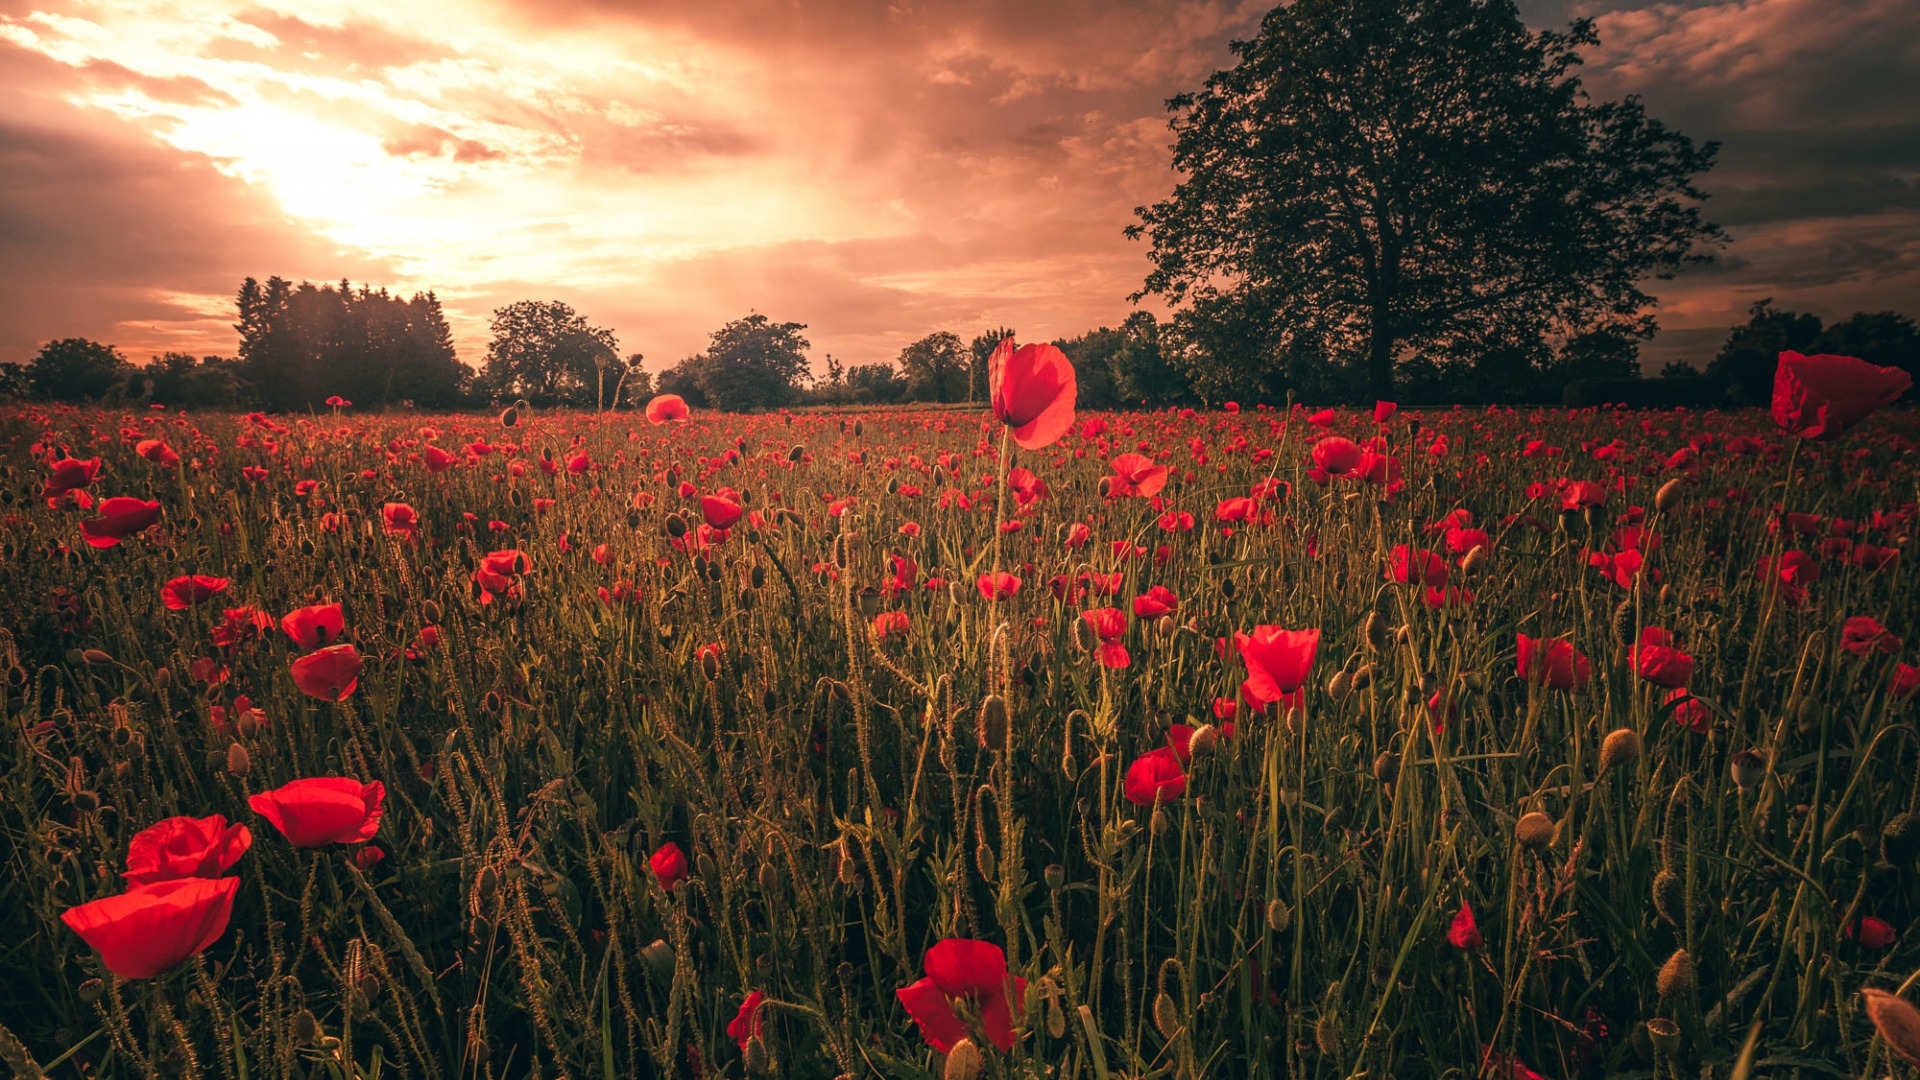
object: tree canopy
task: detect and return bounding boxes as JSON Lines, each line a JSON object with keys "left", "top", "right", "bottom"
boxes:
{"left": 1129, "top": 0, "right": 1723, "bottom": 399}
{"left": 658, "top": 314, "right": 811, "bottom": 411}
{"left": 237, "top": 278, "right": 467, "bottom": 410}
{"left": 898, "top": 332, "right": 970, "bottom": 403}
{"left": 477, "top": 300, "right": 620, "bottom": 407}
{"left": 26, "top": 338, "right": 130, "bottom": 402}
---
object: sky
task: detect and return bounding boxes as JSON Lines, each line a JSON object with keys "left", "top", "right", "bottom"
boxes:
{"left": 1, "top": 0, "right": 1914, "bottom": 379}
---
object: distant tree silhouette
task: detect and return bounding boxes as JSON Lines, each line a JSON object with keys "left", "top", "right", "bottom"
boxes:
{"left": 1130, "top": 0, "right": 1723, "bottom": 399}
{"left": 236, "top": 277, "right": 467, "bottom": 410}
{"left": 1706, "top": 299, "right": 1826, "bottom": 405}
{"left": 1815, "top": 311, "right": 1918, "bottom": 400}
{"left": 476, "top": 300, "right": 618, "bottom": 407}
{"left": 846, "top": 363, "right": 907, "bottom": 404}
{"left": 0, "top": 362, "right": 28, "bottom": 400}
{"left": 898, "top": 332, "right": 970, "bottom": 403}
{"left": 659, "top": 314, "right": 811, "bottom": 411}
{"left": 144, "top": 353, "right": 250, "bottom": 408}
{"left": 27, "top": 338, "right": 130, "bottom": 402}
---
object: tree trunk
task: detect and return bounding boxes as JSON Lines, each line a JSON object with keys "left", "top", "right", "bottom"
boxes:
{"left": 1367, "top": 313, "right": 1395, "bottom": 400}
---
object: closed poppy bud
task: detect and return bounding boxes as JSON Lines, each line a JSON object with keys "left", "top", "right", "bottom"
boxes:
{"left": 226, "top": 742, "right": 251, "bottom": 777}
{"left": 499, "top": 406, "right": 518, "bottom": 427}
{"left": 293, "top": 1009, "right": 322, "bottom": 1046}
{"left": 152, "top": 666, "right": 171, "bottom": 690}
{"left": 1315, "top": 1016, "right": 1341, "bottom": 1056}
{"left": 422, "top": 600, "right": 442, "bottom": 623}
{"left": 1652, "top": 870, "right": 1684, "bottom": 926}
{"left": 1655, "top": 478, "right": 1685, "bottom": 512}
{"left": 1153, "top": 991, "right": 1181, "bottom": 1040}
{"left": 1372, "top": 751, "right": 1399, "bottom": 786}
{"left": 1599, "top": 728, "right": 1641, "bottom": 772}
{"left": 1044, "top": 864, "right": 1066, "bottom": 890}
{"left": 700, "top": 649, "right": 722, "bottom": 682}
{"left": 82, "top": 648, "right": 114, "bottom": 666}
{"left": 1515, "top": 811, "right": 1554, "bottom": 851}
{"left": 1656, "top": 948, "right": 1693, "bottom": 997}
{"left": 643, "top": 939, "right": 674, "bottom": 978}
{"left": 977, "top": 695, "right": 1009, "bottom": 752}
{"left": 1188, "top": 724, "right": 1218, "bottom": 757}
{"left": 1730, "top": 749, "right": 1767, "bottom": 791}
{"left": 942, "top": 1038, "right": 982, "bottom": 1080}
{"left": 1266, "top": 898, "right": 1291, "bottom": 932}
{"left": 1363, "top": 611, "right": 1387, "bottom": 652}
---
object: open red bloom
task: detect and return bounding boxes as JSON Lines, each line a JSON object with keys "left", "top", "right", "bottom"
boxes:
{"left": 1132, "top": 585, "right": 1179, "bottom": 620}
{"left": 1082, "top": 607, "right": 1130, "bottom": 669}
{"left": 1517, "top": 634, "right": 1590, "bottom": 691}
{"left": 61, "top": 877, "right": 240, "bottom": 979}
{"left": 382, "top": 502, "right": 419, "bottom": 539}
{"left": 977, "top": 571, "right": 1021, "bottom": 600}
{"left": 282, "top": 602, "right": 345, "bottom": 650}
{"left": 1387, "top": 545, "right": 1449, "bottom": 589}
{"left": 1311, "top": 436, "right": 1363, "bottom": 476}
{"left": 473, "top": 549, "right": 531, "bottom": 604}
{"left": 700, "top": 494, "right": 744, "bottom": 530}
{"left": 161, "top": 575, "right": 230, "bottom": 610}
{"left": 989, "top": 339, "right": 1076, "bottom": 450}
{"left": 1124, "top": 747, "right": 1187, "bottom": 806}
{"left": 1771, "top": 351, "right": 1911, "bottom": 441}
{"left": 1848, "top": 916, "right": 1898, "bottom": 949}
{"left": 124, "top": 815, "right": 252, "bottom": 885}
{"left": 43, "top": 456, "right": 102, "bottom": 499}
{"left": 645, "top": 393, "right": 690, "bottom": 424}
{"left": 290, "top": 643, "right": 362, "bottom": 701}
{"left": 80, "top": 496, "right": 162, "bottom": 548}
{"left": 1665, "top": 687, "right": 1712, "bottom": 733}
{"left": 1841, "top": 616, "right": 1901, "bottom": 657}
{"left": 651, "top": 841, "right": 689, "bottom": 890}
{"left": 1631, "top": 628, "right": 1694, "bottom": 689}
{"left": 249, "top": 777, "right": 384, "bottom": 846}
{"left": 728, "top": 991, "right": 766, "bottom": 1052}
{"left": 1447, "top": 900, "right": 1482, "bottom": 949}
{"left": 895, "top": 939, "right": 1028, "bottom": 1053}
{"left": 1235, "top": 626, "right": 1319, "bottom": 710}
{"left": 136, "top": 438, "right": 180, "bottom": 467}
{"left": 1757, "top": 550, "right": 1819, "bottom": 605}
{"left": 1105, "top": 452, "right": 1169, "bottom": 497}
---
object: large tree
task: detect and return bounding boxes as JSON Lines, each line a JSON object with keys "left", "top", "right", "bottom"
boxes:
{"left": 1128, "top": 0, "right": 1722, "bottom": 399}
{"left": 27, "top": 338, "right": 130, "bottom": 402}
{"left": 897, "top": 331, "right": 970, "bottom": 403}
{"left": 676, "top": 313, "right": 811, "bottom": 411}
{"left": 478, "top": 300, "right": 620, "bottom": 406}
{"left": 236, "top": 277, "right": 467, "bottom": 410}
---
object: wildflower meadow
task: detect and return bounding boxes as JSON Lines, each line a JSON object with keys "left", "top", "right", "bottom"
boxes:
{"left": 3, "top": 344, "right": 1919, "bottom": 1079}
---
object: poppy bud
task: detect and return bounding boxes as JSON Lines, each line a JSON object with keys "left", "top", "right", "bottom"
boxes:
{"left": 1188, "top": 724, "right": 1218, "bottom": 757}
{"left": 750, "top": 564, "right": 768, "bottom": 589}
{"left": 1219, "top": 576, "right": 1237, "bottom": 600}
{"left": 787, "top": 444, "right": 805, "bottom": 463}
{"left": 226, "top": 742, "right": 252, "bottom": 778}
{"left": 975, "top": 838, "right": 996, "bottom": 879}
{"left": 1153, "top": 991, "right": 1182, "bottom": 1040}
{"left": 1883, "top": 813, "right": 1920, "bottom": 865}
{"left": 642, "top": 938, "right": 674, "bottom": 978}
{"left": 1645, "top": 1017, "right": 1682, "bottom": 1056}
{"left": 1460, "top": 545, "right": 1488, "bottom": 575}
{"left": 1515, "top": 811, "right": 1554, "bottom": 851}
{"left": 1372, "top": 751, "right": 1399, "bottom": 786}
{"left": 152, "top": 666, "right": 171, "bottom": 690}
{"left": 1327, "top": 670, "right": 1353, "bottom": 701}
{"left": 1155, "top": 614, "right": 1176, "bottom": 638}
{"left": 1046, "top": 995, "right": 1067, "bottom": 1038}
{"left": 422, "top": 600, "right": 442, "bottom": 623}
{"left": 1352, "top": 663, "right": 1376, "bottom": 691}
{"left": 1044, "top": 864, "right": 1066, "bottom": 890}
{"left": 977, "top": 695, "right": 1009, "bottom": 752}
{"left": 1861, "top": 988, "right": 1920, "bottom": 1067}
{"left": 1730, "top": 749, "right": 1766, "bottom": 792}
{"left": 1151, "top": 808, "right": 1169, "bottom": 836}
{"left": 1653, "top": 869, "right": 1684, "bottom": 926}
{"left": 1315, "top": 1015, "right": 1341, "bottom": 1056}
{"left": 78, "top": 977, "right": 104, "bottom": 1004}
{"left": 1599, "top": 728, "right": 1641, "bottom": 773}
{"left": 356, "top": 972, "right": 381, "bottom": 1004}
{"left": 1611, "top": 600, "right": 1635, "bottom": 648}
{"left": 500, "top": 406, "right": 518, "bottom": 427}
{"left": 482, "top": 691, "right": 502, "bottom": 715}
{"left": 664, "top": 513, "right": 688, "bottom": 539}
{"left": 72, "top": 790, "right": 99, "bottom": 813}
{"left": 745, "top": 1035, "right": 771, "bottom": 1075}
{"left": 1266, "top": 898, "right": 1292, "bottom": 932}
{"left": 1363, "top": 612, "right": 1387, "bottom": 652}
{"left": 942, "top": 1038, "right": 982, "bottom": 1080}
{"left": 1795, "top": 696, "right": 1823, "bottom": 734}
{"left": 293, "top": 1009, "right": 322, "bottom": 1046}
{"left": 82, "top": 648, "right": 113, "bottom": 667}
{"left": 1656, "top": 948, "right": 1693, "bottom": 997}
{"left": 1655, "top": 478, "right": 1685, "bottom": 513}
{"left": 757, "top": 862, "right": 778, "bottom": 892}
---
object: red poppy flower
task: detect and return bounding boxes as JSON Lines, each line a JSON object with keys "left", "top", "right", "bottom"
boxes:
{"left": 422, "top": 445, "right": 458, "bottom": 472}
{"left": 1757, "top": 551, "right": 1819, "bottom": 605}
{"left": 1631, "top": 628, "right": 1694, "bottom": 689}
{"left": 871, "top": 610, "right": 911, "bottom": 638}
{"left": 895, "top": 939, "right": 1028, "bottom": 1053}
{"left": 1373, "top": 400, "right": 1397, "bottom": 424}
{"left": 1132, "top": 585, "right": 1179, "bottom": 620}
{"left": 136, "top": 438, "right": 181, "bottom": 467}
{"left": 1311, "top": 436, "right": 1363, "bottom": 476}
{"left": 249, "top": 777, "right": 384, "bottom": 846}
{"left": 161, "top": 575, "right": 230, "bottom": 610}
{"left": 80, "top": 496, "right": 162, "bottom": 548}
{"left": 473, "top": 549, "right": 531, "bottom": 604}
{"left": 382, "top": 502, "right": 419, "bottom": 538}
{"left": 1386, "top": 545, "right": 1449, "bottom": 589}
{"left": 61, "top": 877, "right": 240, "bottom": 979}
{"left": 43, "top": 456, "right": 102, "bottom": 499}
{"left": 1894, "top": 663, "right": 1920, "bottom": 700}
{"left": 1517, "top": 634, "right": 1590, "bottom": 691}
{"left": 646, "top": 393, "right": 690, "bottom": 424}
{"left": 124, "top": 815, "right": 252, "bottom": 885}
{"left": 282, "top": 602, "right": 345, "bottom": 650}
{"left": 325, "top": 395, "right": 351, "bottom": 407}
{"left": 1235, "top": 626, "right": 1320, "bottom": 710}
{"left": 1665, "top": 687, "right": 1712, "bottom": 734}
{"left": 977, "top": 571, "right": 1021, "bottom": 600}
{"left": 1105, "top": 452, "right": 1169, "bottom": 497}
{"left": 1124, "top": 747, "right": 1187, "bottom": 805}
{"left": 1848, "top": 916, "right": 1898, "bottom": 949}
{"left": 1841, "top": 616, "right": 1901, "bottom": 657}
{"left": 729, "top": 991, "right": 766, "bottom": 1052}
{"left": 210, "top": 606, "right": 275, "bottom": 649}
{"left": 651, "top": 841, "right": 689, "bottom": 890}
{"left": 1771, "top": 351, "right": 1911, "bottom": 441}
{"left": 290, "top": 643, "right": 362, "bottom": 701}
{"left": 989, "top": 339, "right": 1076, "bottom": 450}
{"left": 1081, "top": 607, "right": 1130, "bottom": 669}
{"left": 701, "top": 494, "right": 744, "bottom": 530}
{"left": 1447, "top": 901, "right": 1482, "bottom": 949}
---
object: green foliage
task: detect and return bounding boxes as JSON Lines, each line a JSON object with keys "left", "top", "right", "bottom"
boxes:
{"left": 238, "top": 277, "right": 470, "bottom": 411}
{"left": 1129, "top": 0, "right": 1723, "bottom": 398}
{"left": 27, "top": 337, "right": 131, "bottom": 402}
{"left": 896, "top": 332, "right": 969, "bottom": 404}
{"left": 846, "top": 362, "right": 907, "bottom": 404}
{"left": 478, "top": 299, "right": 619, "bottom": 407}
{"left": 660, "top": 313, "right": 811, "bottom": 411}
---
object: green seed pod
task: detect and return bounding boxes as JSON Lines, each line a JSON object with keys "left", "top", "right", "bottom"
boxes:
{"left": 1044, "top": 864, "right": 1066, "bottom": 890}
{"left": 1152, "top": 991, "right": 1182, "bottom": 1040}
{"left": 1266, "top": 898, "right": 1292, "bottom": 933}
{"left": 664, "top": 513, "right": 689, "bottom": 539}
{"left": 942, "top": 1038, "right": 982, "bottom": 1080}
{"left": 78, "top": 977, "right": 105, "bottom": 1004}
{"left": 977, "top": 695, "right": 1009, "bottom": 752}
{"left": 1600, "top": 728, "right": 1642, "bottom": 772}
{"left": 226, "top": 742, "right": 252, "bottom": 778}
{"left": 1646, "top": 1017, "right": 1682, "bottom": 1056}
{"left": 1730, "top": 749, "right": 1766, "bottom": 792}
{"left": 1516, "top": 811, "right": 1554, "bottom": 851}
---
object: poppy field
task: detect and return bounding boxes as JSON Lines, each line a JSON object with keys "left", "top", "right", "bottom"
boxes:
{"left": 2, "top": 345, "right": 1919, "bottom": 1080}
